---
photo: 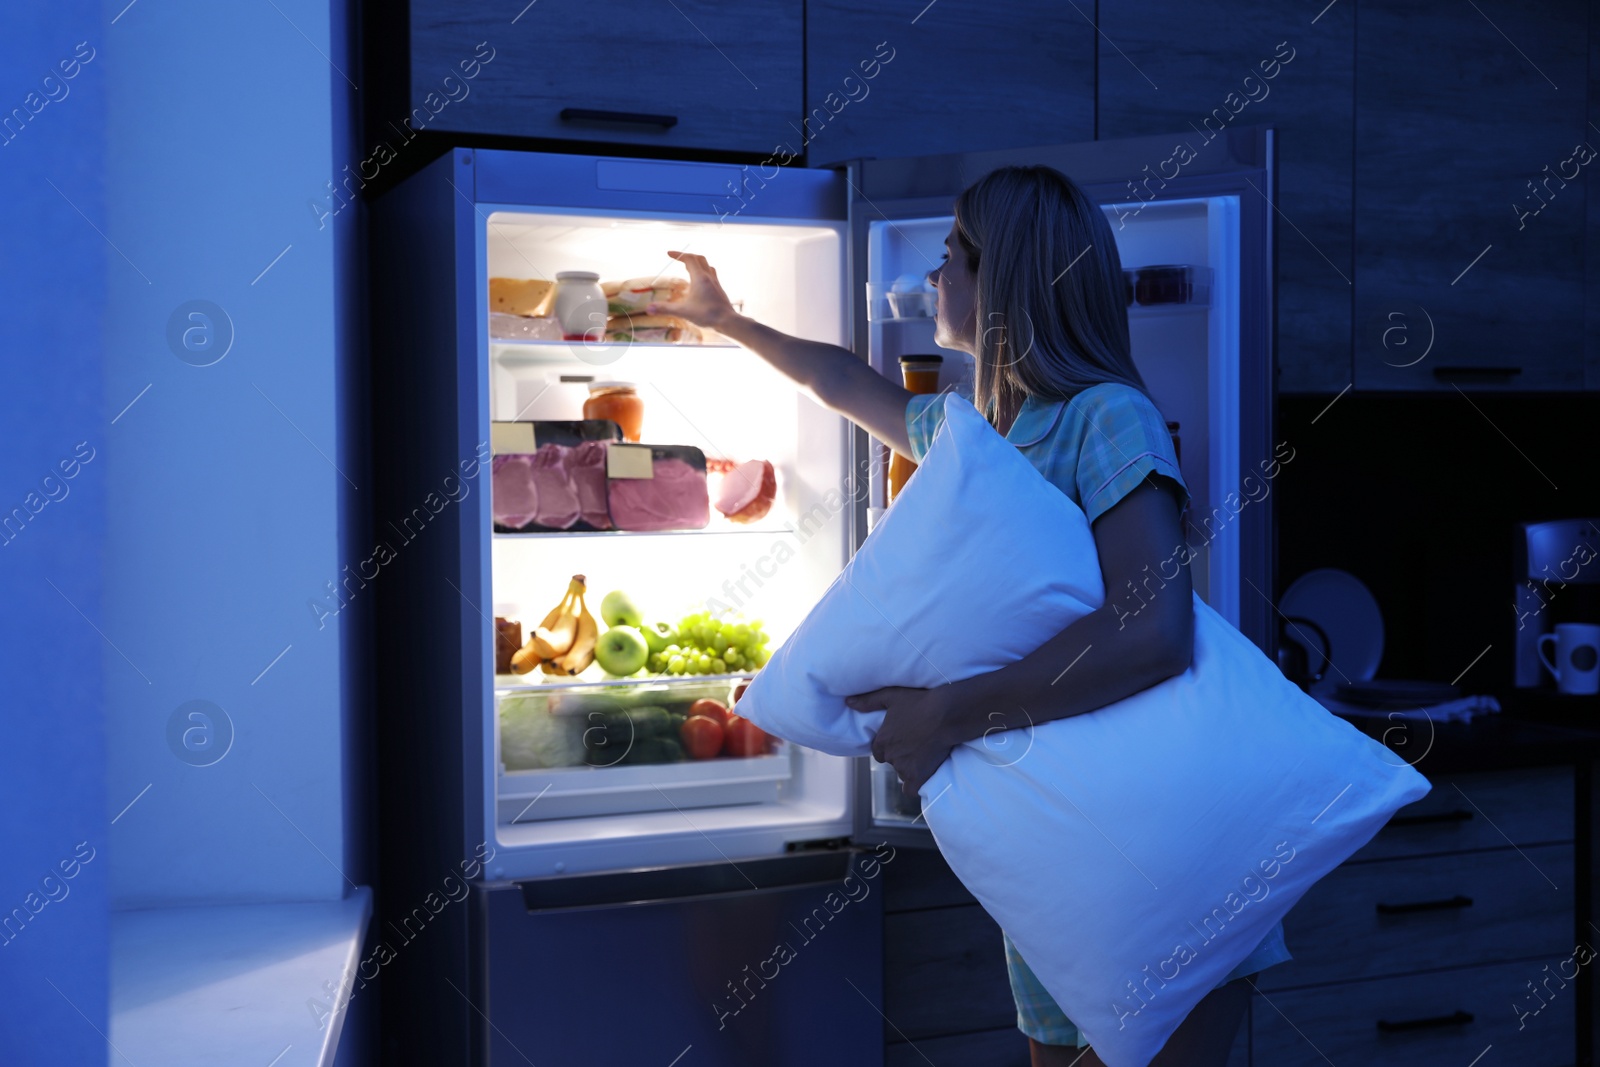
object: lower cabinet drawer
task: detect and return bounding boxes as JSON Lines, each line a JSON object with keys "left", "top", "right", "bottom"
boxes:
{"left": 1351, "top": 767, "right": 1573, "bottom": 861}
{"left": 1258, "top": 844, "right": 1573, "bottom": 989}
{"left": 1252, "top": 957, "right": 1577, "bottom": 1066}
{"left": 884, "top": 904, "right": 1015, "bottom": 1040}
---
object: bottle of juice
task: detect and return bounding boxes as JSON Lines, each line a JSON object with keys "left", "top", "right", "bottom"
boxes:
{"left": 888, "top": 355, "right": 943, "bottom": 503}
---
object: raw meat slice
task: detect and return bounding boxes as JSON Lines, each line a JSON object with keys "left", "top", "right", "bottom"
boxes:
{"left": 569, "top": 440, "right": 612, "bottom": 530}
{"left": 608, "top": 457, "right": 709, "bottom": 531}
{"left": 492, "top": 454, "right": 539, "bottom": 529}
{"left": 529, "top": 445, "right": 580, "bottom": 529}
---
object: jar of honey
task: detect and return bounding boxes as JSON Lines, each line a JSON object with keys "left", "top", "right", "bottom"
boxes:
{"left": 888, "top": 355, "right": 943, "bottom": 503}
{"left": 583, "top": 381, "right": 644, "bottom": 442}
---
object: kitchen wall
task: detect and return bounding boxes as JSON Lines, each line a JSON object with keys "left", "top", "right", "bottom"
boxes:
{"left": 1277, "top": 392, "right": 1600, "bottom": 695}
{"left": 100, "top": 0, "right": 366, "bottom": 906}
{"left": 0, "top": 5, "right": 109, "bottom": 1062}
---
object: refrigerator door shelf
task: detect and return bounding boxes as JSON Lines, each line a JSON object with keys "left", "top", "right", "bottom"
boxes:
{"left": 498, "top": 751, "right": 791, "bottom": 824}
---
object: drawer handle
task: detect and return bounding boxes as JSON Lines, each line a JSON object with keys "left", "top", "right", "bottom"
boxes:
{"left": 1376, "top": 1009, "right": 1474, "bottom": 1033}
{"left": 1375, "top": 893, "right": 1473, "bottom": 915}
{"left": 1389, "top": 808, "right": 1472, "bottom": 827}
{"left": 1430, "top": 365, "right": 1522, "bottom": 379}
{"left": 559, "top": 107, "right": 679, "bottom": 129}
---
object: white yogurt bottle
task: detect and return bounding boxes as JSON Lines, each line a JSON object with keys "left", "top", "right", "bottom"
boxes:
{"left": 553, "top": 271, "right": 608, "bottom": 342}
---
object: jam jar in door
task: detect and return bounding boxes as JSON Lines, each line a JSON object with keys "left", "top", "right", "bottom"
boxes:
{"left": 887, "top": 355, "right": 943, "bottom": 503}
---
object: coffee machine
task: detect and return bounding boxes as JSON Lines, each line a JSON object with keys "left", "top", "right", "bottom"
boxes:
{"left": 1512, "top": 517, "right": 1600, "bottom": 689}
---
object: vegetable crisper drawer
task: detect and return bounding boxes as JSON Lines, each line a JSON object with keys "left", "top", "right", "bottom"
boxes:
{"left": 475, "top": 850, "right": 885, "bottom": 1066}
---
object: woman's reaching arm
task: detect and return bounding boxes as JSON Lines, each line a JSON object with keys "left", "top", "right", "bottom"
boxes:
{"left": 652, "top": 250, "right": 915, "bottom": 456}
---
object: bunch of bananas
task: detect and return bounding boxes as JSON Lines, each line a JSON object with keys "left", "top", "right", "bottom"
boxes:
{"left": 509, "top": 574, "right": 598, "bottom": 676}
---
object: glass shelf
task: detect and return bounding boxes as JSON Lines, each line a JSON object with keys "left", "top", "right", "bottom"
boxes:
{"left": 495, "top": 670, "right": 756, "bottom": 694}
{"left": 494, "top": 522, "right": 796, "bottom": 539}
{"left": 491, "top": 338, "right": 739, "bottom": 366}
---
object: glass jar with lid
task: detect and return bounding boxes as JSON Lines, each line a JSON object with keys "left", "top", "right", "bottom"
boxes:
{"left": 582, "top": 381, "right": 644, "bottom": 442}
{"left": 553, "top": 271, "right": 608, "bottom": 342}
{"left": 888, "top": 355, "right": 943, "bottom": 503}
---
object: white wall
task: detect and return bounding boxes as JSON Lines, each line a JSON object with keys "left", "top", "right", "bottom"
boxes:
{"left": 103, "top": 0, "right": 361, "bottom": 906}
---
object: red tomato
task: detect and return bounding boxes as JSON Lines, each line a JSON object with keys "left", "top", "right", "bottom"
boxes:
{"left": 723, "top": 715, "right": 771, "bottom": 758}
{"left": 688, "top": 698, "right": 730, "bottom": 727}
{"left": 732, "top": 683, "right": 749, "bottom": 706}
{"left": 680, "top": 715, "right": 724, "bottom": 760}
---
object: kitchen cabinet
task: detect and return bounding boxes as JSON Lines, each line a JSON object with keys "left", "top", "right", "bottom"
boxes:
{"left": 802, "top": 1, "right": 1094, "bottom": 166}
{"left": 1353, "top": 0, "right": 1589, "bottom": 392}
{"left": 1255, "top": 766, "right": 1578, "bottom": 1065}
{"left": 881, "top": 850, "right": 1028, "bottom": 1065}
{"left": 1096, "top": 0, "right": 1355, "bottom": 394}
{"left": 402, "top": 0, "right": 803, "bottom": 155}
{"left": 879, "top": 849, "right": 1250, "bottom": 1066}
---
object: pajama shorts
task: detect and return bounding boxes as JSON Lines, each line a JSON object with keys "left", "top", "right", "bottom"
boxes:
{"left": 1003, "top": 920, "right": 1292, "bottom": 1048}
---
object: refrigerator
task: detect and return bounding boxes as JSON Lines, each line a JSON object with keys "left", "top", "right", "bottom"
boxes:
{"left": 367, "top": 127, "right": 1275, "bottom": 1066}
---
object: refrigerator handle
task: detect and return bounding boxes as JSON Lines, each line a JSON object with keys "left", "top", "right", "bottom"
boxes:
{"left": 517, "top": 849, "right": 865, "bottom": 911}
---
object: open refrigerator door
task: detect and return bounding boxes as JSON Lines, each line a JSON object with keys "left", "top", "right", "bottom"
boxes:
{"left": 850, "top": 136, "right": 1267, "bottom": 842}
{"left": 477, "top": 194, "right": 862, "bottom": 875}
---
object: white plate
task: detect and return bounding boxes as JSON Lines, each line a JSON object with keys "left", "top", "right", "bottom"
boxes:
{"left": 1278, "top": 568, "right": 1385, "bottom": 683}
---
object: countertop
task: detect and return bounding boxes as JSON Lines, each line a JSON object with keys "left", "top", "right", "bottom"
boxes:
{"left": 1335, "top": 689, "right": 1600, "bottom": 776}
{"left": 109, "top": 888, "right": 371, "bottom": 1067}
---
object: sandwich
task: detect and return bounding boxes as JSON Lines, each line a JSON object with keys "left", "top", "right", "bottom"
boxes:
{"left": 602, "top": 276, "right": 689, "bottom": 316}
{"left": 604, "top": 312, "right": 701, "bottom": 344}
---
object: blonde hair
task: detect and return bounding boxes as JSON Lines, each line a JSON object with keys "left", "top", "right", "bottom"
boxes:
{"left": 952, "top": 165, "right": 1149, "bottom": 428}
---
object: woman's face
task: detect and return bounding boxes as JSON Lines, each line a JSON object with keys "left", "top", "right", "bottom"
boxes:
{"left": 928, "top": 222, "right": 976, "bottom": 354}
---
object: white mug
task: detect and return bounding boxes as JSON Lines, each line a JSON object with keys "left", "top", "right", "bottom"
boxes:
{"left": 1538, "top": 622, "right": 1600, "bottom": 695}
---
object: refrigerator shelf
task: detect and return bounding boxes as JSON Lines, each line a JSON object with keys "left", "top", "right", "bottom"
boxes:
{"left": 497, "top": 752, "right": 789, "bottom": 823}
{"left": 493, "top": 523, "right": 794, "bottom": 540}
{"left": 495, "top": 671, "right": 756, "bottom": 694}
{"left": 492, "top": 339, "right": 740, "bottom": 364}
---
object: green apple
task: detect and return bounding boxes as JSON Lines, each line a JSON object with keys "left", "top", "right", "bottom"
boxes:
{"left": 641, "top": 621, "right": 675, "bottom": 655}
{"left": 594, "top": 626, "right": 649, "bottom": 676}
{"left": 600, "top": 590, "right": 643, "bottom": 628}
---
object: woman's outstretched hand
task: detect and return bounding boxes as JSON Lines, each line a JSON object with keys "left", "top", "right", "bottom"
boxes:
{"left": 648, "top": 250, "right": 737, "bottom": 329}
{"left": 846, "top": 684, "right": 960, "bottom": 798}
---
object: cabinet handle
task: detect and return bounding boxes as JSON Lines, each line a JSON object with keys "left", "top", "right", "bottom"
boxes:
{"left": 1389, "top": 808, "right": 1472, "bottom": 827}
{"left": 1376, "top": 1009, "right": 1474, "bottom": 1033}
{"left": 1375, "top": 893, "right": 1473, "bottom": 915}
{"left": 1430, "top": 365, "right": 1522, "bottom": 379}
{"left": 559, "top": 107, "right": 678, "bottom": 129}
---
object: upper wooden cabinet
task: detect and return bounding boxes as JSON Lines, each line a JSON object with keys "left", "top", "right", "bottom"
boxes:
{"left": 802, "top": 1, "right": 1094, "bottom": 166}
{"left": 1353, "top": 0, "right": 1589, "bottom": 391}
{"left": 1095, "top": 1, "right": 1356, "bottom": 395}
{"left": 405, "top": 0, "right": 804, "bottom": 155}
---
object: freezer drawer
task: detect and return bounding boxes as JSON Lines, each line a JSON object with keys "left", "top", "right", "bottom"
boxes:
{"left": 476, "top": 850, "right": 885, "bottom": 1066}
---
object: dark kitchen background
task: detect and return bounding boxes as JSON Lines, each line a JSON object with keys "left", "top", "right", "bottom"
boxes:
{"left": 5, "top": 2, "right": 1596, "bottom": 1066}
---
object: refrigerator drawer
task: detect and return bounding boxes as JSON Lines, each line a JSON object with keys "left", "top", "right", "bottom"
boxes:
{"left": 477, "top": 850, "right": 884, "bottom": 1066}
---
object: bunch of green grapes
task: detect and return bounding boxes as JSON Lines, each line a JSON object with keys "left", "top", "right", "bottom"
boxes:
{"left": 646, "top": 612, "right": 772, "bottom": 676}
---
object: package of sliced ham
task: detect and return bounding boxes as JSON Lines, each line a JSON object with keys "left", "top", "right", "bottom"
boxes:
{"left": 605, "top": 444, "right": 710, "bottom": 532}
{"left": 490, "top": 420, "right": 622, "bottom": 532}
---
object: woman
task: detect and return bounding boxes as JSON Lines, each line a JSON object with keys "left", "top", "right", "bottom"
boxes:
{"left": 651, "top": 164, "right": 1290, "bottom": 1066}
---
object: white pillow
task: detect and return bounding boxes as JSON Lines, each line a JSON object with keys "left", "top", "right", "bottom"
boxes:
{"left": 738, "top": 393, "right": 1432, "bottom": 1067}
